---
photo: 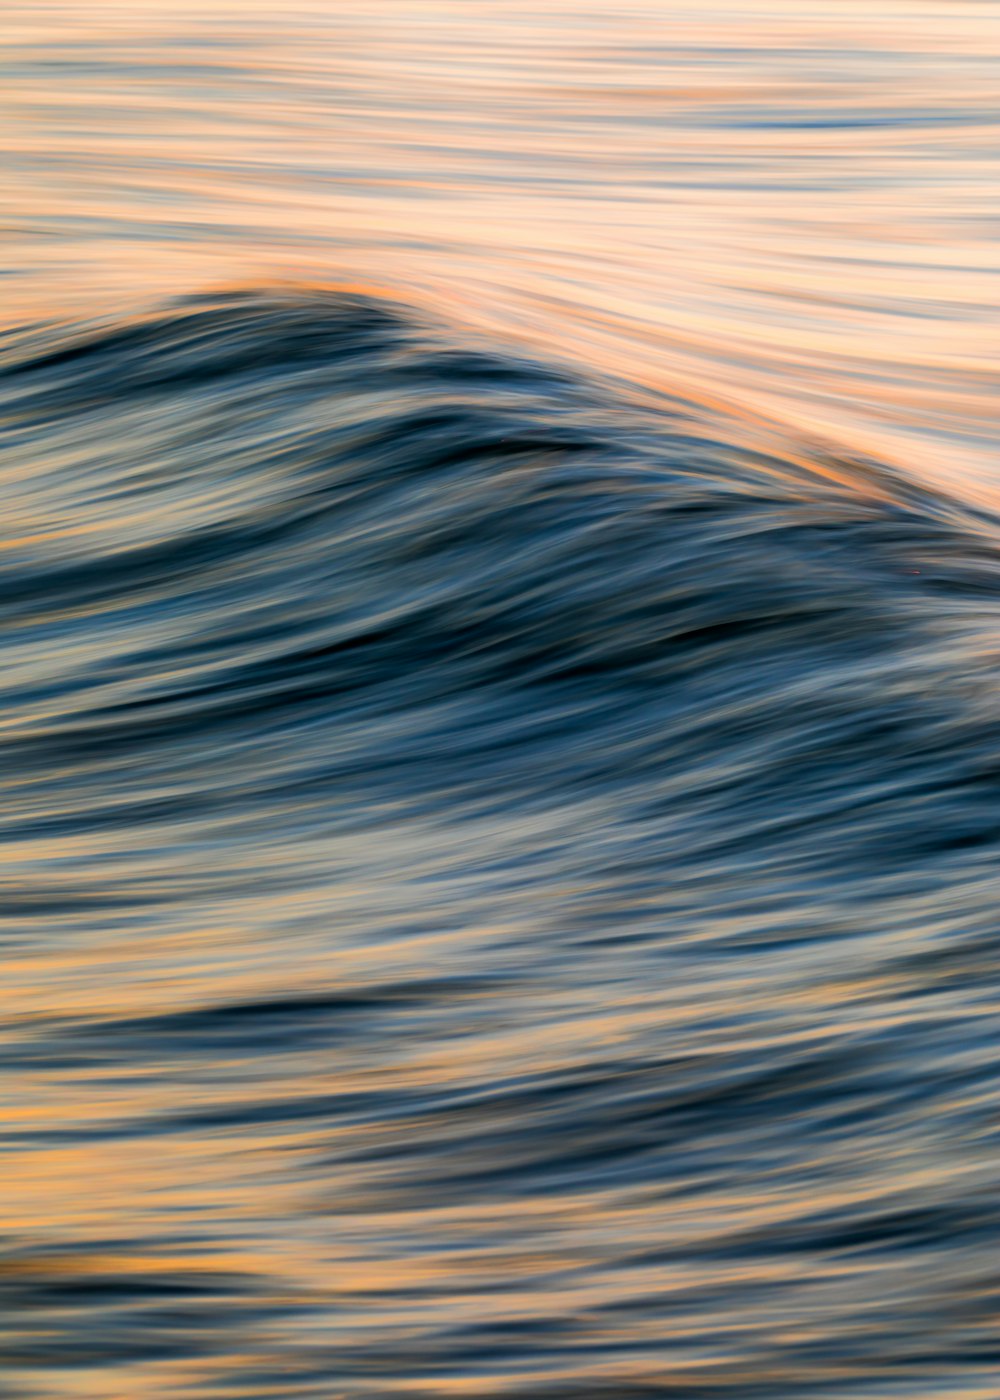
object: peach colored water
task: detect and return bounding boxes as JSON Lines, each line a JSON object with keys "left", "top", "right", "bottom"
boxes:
{"left": 4, "top": 1, "right": 998, "bottom": 493}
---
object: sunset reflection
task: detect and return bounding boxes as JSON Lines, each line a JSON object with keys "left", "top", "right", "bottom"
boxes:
{"left": 2, "top": 3, "right": 1000, "bottom": 1397}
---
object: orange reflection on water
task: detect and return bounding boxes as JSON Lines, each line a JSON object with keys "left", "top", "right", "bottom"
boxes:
{"left": 3, "top": 0, "right": 998, "bottom": 496}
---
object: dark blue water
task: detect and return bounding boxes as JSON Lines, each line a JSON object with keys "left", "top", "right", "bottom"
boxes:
{"left": 2, "top": 290, "right": 999, "bottom": 1397}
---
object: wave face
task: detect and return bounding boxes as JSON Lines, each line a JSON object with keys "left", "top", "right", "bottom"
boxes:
{"left": 3, "top": 292, "right": 1000, "bottom": 1398}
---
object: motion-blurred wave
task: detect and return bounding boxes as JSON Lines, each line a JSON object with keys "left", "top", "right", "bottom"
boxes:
{"left": 2, "top": 291, "right": 1000, "bottom": 1397}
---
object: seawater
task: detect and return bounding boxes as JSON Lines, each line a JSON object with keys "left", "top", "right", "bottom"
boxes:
{"left": 2, "top": 4, "right": 1000, "bottom": 1397}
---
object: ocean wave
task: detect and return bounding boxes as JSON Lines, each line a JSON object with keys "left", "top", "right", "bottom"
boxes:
{"left": 2, "top": 290, "right": 1000, "bottom": 1397}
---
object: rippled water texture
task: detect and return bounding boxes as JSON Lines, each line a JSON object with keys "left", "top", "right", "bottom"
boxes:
{"left": 2, "top": 5, "right": 1000, "bottom": 1399}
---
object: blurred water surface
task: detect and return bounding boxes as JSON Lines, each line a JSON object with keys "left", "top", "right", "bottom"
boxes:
{"left": 5, "top": 0, "right": 999, "bottom": 492}
{"left": 2, "top": 4, "right": 1000, "bottom": 1398}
